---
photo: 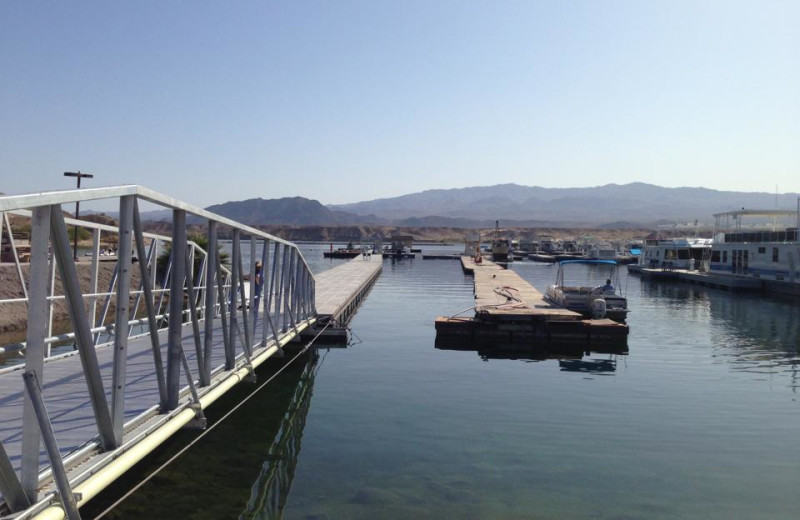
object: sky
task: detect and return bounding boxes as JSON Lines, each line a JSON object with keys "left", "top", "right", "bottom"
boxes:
{"left": 1, "top": 1, "right": 798, "bottom": 208}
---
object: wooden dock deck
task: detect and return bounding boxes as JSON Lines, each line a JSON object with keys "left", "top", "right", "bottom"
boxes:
{"left": 463, "top": 256, "right": 581, "bottom": 320}
{"left": 436, "top": 257, "right": 628, "bottom": 349}
{"left": 0, "top": 256, "right": 381, "bottom": 519}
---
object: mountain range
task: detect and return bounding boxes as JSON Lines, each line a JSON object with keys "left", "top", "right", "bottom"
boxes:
{"left": 329, "top": 183, "right": 800, "bottom": 226}
{"left": 125, "top": 182, "right": 798, "bottom": 228}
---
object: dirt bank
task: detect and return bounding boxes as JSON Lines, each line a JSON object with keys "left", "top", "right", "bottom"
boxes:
{"left": 0, "top": 262, "right": 142, "bottom": 339}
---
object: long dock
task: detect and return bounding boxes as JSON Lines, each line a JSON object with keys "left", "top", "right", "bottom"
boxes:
{"left": 300, "top": 254, "right": 382, "bottom": 342}
{"left": 0, "top": 186, "right": 382, "bottom": 520}
{"left": 436, "top": 257, "right": 628, "bottom": 350}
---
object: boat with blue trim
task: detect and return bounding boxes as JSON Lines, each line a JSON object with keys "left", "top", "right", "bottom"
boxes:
{"left": 544, "top": 259, "right": 629, "bottom": 322}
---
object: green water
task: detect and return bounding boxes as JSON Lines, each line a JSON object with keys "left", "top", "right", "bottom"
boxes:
{"left": 86, "top": 247, "right": 800, "bottom": 519}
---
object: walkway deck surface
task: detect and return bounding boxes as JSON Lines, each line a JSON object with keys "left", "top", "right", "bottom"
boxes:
{"left": 0, "top": 255, "right": 383, "bottom": 514}
{"left": 314, "top": 254, "right": 382, "bottom": 320}
{"left": 461, "top": 256, "right": 581, "bottom": 320}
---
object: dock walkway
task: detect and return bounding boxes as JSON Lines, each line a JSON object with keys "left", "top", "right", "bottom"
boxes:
{"left": 314, "top": 254, "right": 382, "bottom": 323}
{"left": 462, "top": 256, "right": 580, "bottom": 320}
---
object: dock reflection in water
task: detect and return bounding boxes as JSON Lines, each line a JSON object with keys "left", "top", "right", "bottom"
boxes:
{"left": 85, "top": 350, "right": 321, "bottom": 520}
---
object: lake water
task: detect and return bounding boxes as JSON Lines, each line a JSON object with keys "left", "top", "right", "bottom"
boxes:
{"left": 86, "top": 244, "right": 800, "bottom": 519}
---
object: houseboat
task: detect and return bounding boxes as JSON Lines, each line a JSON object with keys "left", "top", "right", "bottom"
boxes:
{"left": 627, "top": 237, "right": 712, "bottom": 273}
{"left": 704, "top": 209, "right": 800, "bottom": 295}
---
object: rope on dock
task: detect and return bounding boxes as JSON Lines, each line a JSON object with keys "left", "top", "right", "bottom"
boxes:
{"left": 94, "top": 320, "right": 333, "bottom": 519}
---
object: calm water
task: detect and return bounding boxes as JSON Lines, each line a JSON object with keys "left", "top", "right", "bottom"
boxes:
{"left": 87, "top": 244, "right": 800, "bottom": 519}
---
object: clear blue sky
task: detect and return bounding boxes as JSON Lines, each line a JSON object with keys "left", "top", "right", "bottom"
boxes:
{"left": 2, "top": 1, "right": 798, "bottom": 207}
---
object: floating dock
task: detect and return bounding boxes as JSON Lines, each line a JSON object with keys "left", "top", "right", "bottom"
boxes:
{"left": 436, "top": 257, "right": 628, "bottom": 350}
{"left": 300, "top": 254, "right": 382, "bottom": 342}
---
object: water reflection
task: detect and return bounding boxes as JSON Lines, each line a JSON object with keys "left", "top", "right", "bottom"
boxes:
{"left": 86, "top": 349, "right": 321, "bottom": 519}
{"left": 638, "top": 281, "right": 800, "bottom": 391}
{"left": 240, "top": 349, "right": 318, "bottom": 520}
{"left": 558, "top": 358, "right": 617, "bottom": 374}
{"left": 436, "top": 339, "right": 626, "bottom": 371}
{"left": 640, "top": 282, "right": 800, "bottom": 361}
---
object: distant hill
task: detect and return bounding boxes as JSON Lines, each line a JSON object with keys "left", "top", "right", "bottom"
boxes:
{"left": 329, "top": 183, "right": 800, "bottom": 225}
{"left": 204, "top": 196, "right": 375, "bottom": 226}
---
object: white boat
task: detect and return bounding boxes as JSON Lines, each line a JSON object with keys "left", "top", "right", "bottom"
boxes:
{"left": 586, "top": 242, "right": 619, "bottom": 261}
{"left": 704, "top": 208, "right": 800, "bottom": 294}
{"left": 544, "top": 259, "right": 629, "bottom": 322}
{"left": 628, "top": 237, "right": 712, "bottom": 273}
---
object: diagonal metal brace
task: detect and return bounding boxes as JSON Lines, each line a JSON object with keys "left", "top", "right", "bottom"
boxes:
{"left": 22, "top": 371, "right": 82, "bottom": 520}
{"left": 50, "top": 207, "right": 116, "bottom": 451}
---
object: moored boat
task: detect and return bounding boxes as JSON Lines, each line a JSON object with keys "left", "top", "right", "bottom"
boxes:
{"left": 544, "top": 259, "right": 629, "bottom": 322}
{"left": 491, "top": 221, "right": 511, "bottom": 262}
{"left": 703, "top": 208, "right": 800, "bottom": 295}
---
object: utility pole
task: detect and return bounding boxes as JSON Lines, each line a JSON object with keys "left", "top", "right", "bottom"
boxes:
{"left": 63, "top": 171, "right": 94, "bottom": 260}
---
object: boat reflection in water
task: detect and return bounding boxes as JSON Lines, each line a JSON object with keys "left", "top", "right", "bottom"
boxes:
{"left": 558, "top": 358, "right": 617, "bottom": 374}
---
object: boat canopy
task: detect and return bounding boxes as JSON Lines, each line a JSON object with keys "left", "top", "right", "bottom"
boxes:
{"left": 559, "top": 259, "right": 618, "bottom": 266}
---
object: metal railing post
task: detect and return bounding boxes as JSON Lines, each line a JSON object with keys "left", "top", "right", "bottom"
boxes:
{"left": 167, "top": 209, "right": 186, "bottom": 410}
{"left": 203, "top": 220, "right": 217, "bottom": 385}
{"left": 237, "top": 242, "right": 252, "bottom": 357}
{"left": 217, "top": 246, "right": 233, "bottom": 370}
{"left": 185, "top": 243, "right": 205, "bottom": 384}
{"left": 292, "top": 249, "right": 301, "bottom": 321}
{"left": 259, "top": 239, "right": 271, "bottom": 346}
{"left": 285, "top": 248, "right": 298, "bottom": 333}
{"left": 21, "top": 205, "right": 50, "bottom": 502}
{"left": 280, "top": 245, "right": 289, "bottom": 332}
{"left": 49, "top": 207, "right": 116, "bottom": 450}
{"left": 268, "top": 241, "right": 280, "bottom": 338}
{"left": 46, "top": 252, "right": 56, "bottom": 354}
{"left": 111, "top": 195, "right": 134, "bottom": 444}
{"left": 132, "top": 200, "right": 168, "bottom": 409}
{"left": 89, "top": 228, "right": 101, "bottom": 328}
{"left": 249, "top": 237, "right": 257, "bottom": 339}
{"left": 229, "top": 229, "right": 240, "bottom": 364}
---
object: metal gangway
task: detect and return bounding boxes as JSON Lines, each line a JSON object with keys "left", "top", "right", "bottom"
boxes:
{"left": 0, "top": 186, "right": 317, "bottom": 520}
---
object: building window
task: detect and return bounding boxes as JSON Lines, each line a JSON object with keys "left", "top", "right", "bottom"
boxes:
{"left": 723, "top": 251, "right": 728, "bottom": 263}
{"left": 773, "top": 247, "right": 779, "bottom": 262}
{"left": 758, "top": 247, "right": 766, "bottom": 254}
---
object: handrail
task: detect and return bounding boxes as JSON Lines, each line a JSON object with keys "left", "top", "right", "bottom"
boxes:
{"left": 0, "top": 184, "right": 314, "bottom": 277}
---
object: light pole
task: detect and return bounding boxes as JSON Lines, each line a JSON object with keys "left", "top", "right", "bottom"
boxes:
{"left": 63, "top": 171, "right": 94, "bottom": 260}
